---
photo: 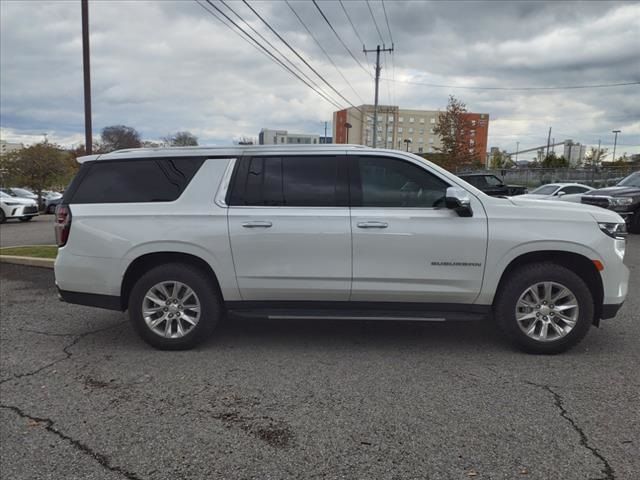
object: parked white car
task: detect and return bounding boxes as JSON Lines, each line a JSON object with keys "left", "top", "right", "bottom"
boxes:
{"left": 517, "top": 183, "right": 594, "bottom": 203}
{"left": 54, "top": 146, "right": 629, "bottom": 354}
{"left": 0, "top": 191, "right": 39, "bottom": 223}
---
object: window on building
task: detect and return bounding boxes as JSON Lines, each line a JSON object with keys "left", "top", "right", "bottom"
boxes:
{"left": 398, "top": 117, "right": 404, "bottom": 123}
{"left": 419, "top": 129, "right": 424, "bottom": 135}
{"left": 429, "top": 138, "right": 434, "bottom": 144}
{"left": 419, "top": 118, "right": 425, "bottom": 124}
{"left": 430, "top": 128, "right": 435, "bottom": 134}
{"left": 430, "top": 118, "right": 436, "bottom": 124}
{"left": 388, "top": 116, "right": 394, "bottom": 122}
{"left": 418, "top": 147, "right": 423, "bottom": 153}
{"left": 471, "top": 120, "right": 477, "bottom": 126}
{"left": 409, "top": 117, "right": 414, "bottom": 123}
{"left": 398, "top": 127, "right": 403, "bottom": 133}
{"left": 408, "top": 127, "right": 414, "bottom": 134}
{"left": 419, "top": 138, "right": 424, "bottom": 143}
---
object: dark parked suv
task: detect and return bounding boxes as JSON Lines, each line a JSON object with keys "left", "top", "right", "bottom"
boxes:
{"left": 458, "top": 173, "right": 527, "bottom": 197}
{"left": 582, "top": 171, "right": 640, "bottom": 233}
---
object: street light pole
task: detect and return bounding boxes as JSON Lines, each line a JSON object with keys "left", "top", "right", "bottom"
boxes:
{"left": 81, "top": 0, "right": 92, "bottom": 155}
{"left": 344, "top": 122, "right": 352, "bottom": 144}
{"left": 404, "top": 138, "right": 412, "bottom": 152}
{"left": 611, "top": 129, "right": 621, "bottom": 162}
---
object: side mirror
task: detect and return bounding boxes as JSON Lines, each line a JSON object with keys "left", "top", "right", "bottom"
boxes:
{"left": 557, "top": 191, "right": 566, "bottom": 196}
{"left": 445, "top": 186, "right": 473, "bottom": 217}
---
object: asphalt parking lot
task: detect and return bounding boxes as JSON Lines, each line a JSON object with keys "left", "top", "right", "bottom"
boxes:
{"left": 0, "top": 214, "right": 56, "bottom": 248}
{"left": 0, "top": 238, "right": 638, "bottom": 480}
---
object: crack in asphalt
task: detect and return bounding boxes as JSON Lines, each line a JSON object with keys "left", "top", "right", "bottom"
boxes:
{"left": 0, "top": 404, "right": 144, "bottom": 480}
{"left": 525, "top": 381, "right": 615, "bottom": 480}
{"left": 0, "top": 321, "right": 127, "bottom": 386}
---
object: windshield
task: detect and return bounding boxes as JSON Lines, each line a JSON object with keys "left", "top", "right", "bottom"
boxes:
{"left": 530, "top": 185, "right": 558, "bottom": 195}
{"left": 12, "top": 187, "right": 34, "bottom": 196}
{"left": 0, "top": 191, "right": 10, "bottom": 198}
{"left": 617, "top": 172, "right": 640, "bottom": 187}
{"left": 485, "top": 175, "right": 503, "bottom": 186}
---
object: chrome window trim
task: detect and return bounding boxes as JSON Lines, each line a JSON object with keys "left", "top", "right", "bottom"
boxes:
{"left": 214, "top": 157, "right": 238, "bottom": 208}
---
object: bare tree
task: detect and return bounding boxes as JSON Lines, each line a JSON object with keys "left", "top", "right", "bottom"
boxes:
{"left": 235, "top": 136, "right": 256, "bottom": 145}
{"left": 100, "top": 125, "right": 141, "bottom": 152}
{"left": 163, "top": 131, "right": 198, "bottom": 146}
{"left": 584, "top": 147, "right": 607, "bottom": 167}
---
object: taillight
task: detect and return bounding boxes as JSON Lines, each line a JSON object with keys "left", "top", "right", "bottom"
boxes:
{"left": 54, "top": 204, "right": 72, "bottom": 247}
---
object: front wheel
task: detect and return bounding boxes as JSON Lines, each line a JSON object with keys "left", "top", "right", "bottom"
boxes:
{"left": 494, "top": 262, "right": 593, "bottom": 354}
{"left": 128, "top": 263, "right": 222, "bottom": 350}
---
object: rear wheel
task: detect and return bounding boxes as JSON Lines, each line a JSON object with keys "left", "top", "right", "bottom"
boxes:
{"left": 47, "top": 204, "right": 56, "bottom": 214}
{"left": 128, "top": 263, "right": 221, "bottom": 350}
{"left": 494, "top": 262, "right": 593, "bottom": 354}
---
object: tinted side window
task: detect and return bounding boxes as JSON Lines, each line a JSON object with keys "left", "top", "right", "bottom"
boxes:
{"left": 562, "top": 186, "right": 587, "bottom": 194}
{"left": 69, "top": 157, "right": 204, "bottom": 204}
{"left": 353, "top": 156, "right": 449, "bottom": 208}
{"left": 462, "top": 176, "right": 484, "bottom": 188}
{"left": 229, "top": 156, "right": 344, "bottom": 207}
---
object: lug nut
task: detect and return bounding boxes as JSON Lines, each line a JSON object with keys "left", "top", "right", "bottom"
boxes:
{"left": 550, "top": 304, "right": 555, "bottom": 309}
{"left": 163, "top": 307, "right": 168, "bottom": 312}
{"left": 536, "top": 305, "right": 540, "bottom": 309}
{"left": 536, "top": 312, "right": 540, "bottom": 317}
{"left": 168, "top": 314, "right": 173, "bottom": 318}
{"left": 543, "top": 316, "right": 548, "bottom": 321}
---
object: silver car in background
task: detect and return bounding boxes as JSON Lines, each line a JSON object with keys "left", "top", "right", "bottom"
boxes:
{"left": 517, "top": 183, "right": 594, "bottom": 203}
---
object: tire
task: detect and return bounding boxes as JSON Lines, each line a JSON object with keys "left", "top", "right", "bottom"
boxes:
{"left": 47, "top": 205, "right": 56, "bottom": 214}
{"left": 494, "top": 262, "right": 593, "bottom": 354}
{"left": 629, "top": 210, "right": 640, "bottom": 234}
{"left": 19, "top": 216, "right": 33, "bottom": 222}
{"left": 128, "top": 263, "right": 222, "bottom": 350}
{"left": 0, "top": 209, "right": 6, "bottom": 224}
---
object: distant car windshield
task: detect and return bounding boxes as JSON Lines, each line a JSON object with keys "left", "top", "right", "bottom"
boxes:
{"left": 530, "top": 185, "right": 559, "bottom": 195}
{"left": 12, "top": 188, "right": 34, "bottom": 196}
{"left": 485, "top": 175, "right": 503, "bottom": 186}
{"left": 0, "top": 191, "right": 10, "bottom": 198}
{"left": 617, "top": 172, "right": 640, "bottom": 188}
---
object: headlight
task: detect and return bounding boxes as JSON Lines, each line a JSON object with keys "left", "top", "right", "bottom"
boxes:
{"left": 610, "top": 197, "right": 633, "bottom": 206}
{"left": 598, "top": 222, "right": 627, "bottom": 239}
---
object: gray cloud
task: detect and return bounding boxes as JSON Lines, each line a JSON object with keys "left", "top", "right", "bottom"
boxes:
{"left": 1, "top": 0, "right": 638, "bottom": 156}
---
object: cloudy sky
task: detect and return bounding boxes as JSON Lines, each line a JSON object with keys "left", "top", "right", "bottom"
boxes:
{"left": 1, "top": 0, "right": 639, "bottom": 159}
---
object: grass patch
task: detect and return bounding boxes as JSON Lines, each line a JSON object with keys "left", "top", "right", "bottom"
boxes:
{"left": 0, "top": 245, "right": 58, "bottom": 259}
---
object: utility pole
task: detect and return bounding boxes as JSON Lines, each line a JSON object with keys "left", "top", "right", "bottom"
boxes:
{"left": 324, "top": 121, "right": 328, "bottom": 143}
{"left": 515, "top": 141, "right": 520, "bottom": 163}
{"left": 363, "top": 44, "right": 394, "bottom": 148}
{"left": 612, "top": 129, "right": 621, "bottom": 163}
{"left": 545, "top": 127, "right": 552, "bottom": 159}
{"left": 81, "top": 0, "right": 92, "bottom": 155}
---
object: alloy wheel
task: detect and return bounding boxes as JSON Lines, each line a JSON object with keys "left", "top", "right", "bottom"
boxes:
{"left": 142, "top": 281, "right": 201, "bottom": 338}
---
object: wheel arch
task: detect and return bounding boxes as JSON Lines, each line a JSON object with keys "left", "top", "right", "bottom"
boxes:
{"left": 120, "top": 251, "right": 224, "bottom": 311}
{"left": 493, "top": 250, "right": 604, "bottom": 325}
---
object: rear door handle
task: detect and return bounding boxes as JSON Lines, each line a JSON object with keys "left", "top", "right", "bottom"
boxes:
{"left": 357, "top": 221, "right": 388, "bottom": 229}
{"left": 242, "top": 221, "right": 272, "bottom": 228}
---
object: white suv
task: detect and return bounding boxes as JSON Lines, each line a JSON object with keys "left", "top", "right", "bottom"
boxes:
{"left": 54, "top": 146, "right": 629, "bottom": 353}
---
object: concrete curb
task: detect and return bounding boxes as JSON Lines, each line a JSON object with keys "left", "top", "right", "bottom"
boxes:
{"left": 0, "top": 255, "right": 55, "bottom": 269}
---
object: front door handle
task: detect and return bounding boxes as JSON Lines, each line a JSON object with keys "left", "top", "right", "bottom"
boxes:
{"left": 357, "top": 221, "right": 388, "bottom": 229}
{"left": 242, "top": 221, "right": 272, "bottom": 228}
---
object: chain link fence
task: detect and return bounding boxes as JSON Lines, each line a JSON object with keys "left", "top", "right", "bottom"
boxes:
{"left": 456, "top": 166, "right": 639, "bottom": 189}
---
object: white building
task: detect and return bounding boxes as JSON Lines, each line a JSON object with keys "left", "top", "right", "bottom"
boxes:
{"left": 0, "top": 140, "right": 24, "bottom": 156}
{"left": 259, "top": 129, "right": 320, "bottom": 145}
{"left": 563, "top": 140, "right": 587, "bottom": 166}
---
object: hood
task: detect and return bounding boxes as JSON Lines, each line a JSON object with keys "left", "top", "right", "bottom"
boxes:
{"left": 516, "top": 193, "right": 551, "bottom": 200}
{"left": 507, "top": 196, "right": 624, "bottom": 223}
{"left": 1, "top": 196, "right": 37, "bottom": 205}
{"left": 584, "top": 186, "right": 640, "bottom": 197}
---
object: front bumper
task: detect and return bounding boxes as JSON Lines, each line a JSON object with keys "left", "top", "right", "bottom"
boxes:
{"left": 5, "top": 205, "right": 39, "bottom": 218}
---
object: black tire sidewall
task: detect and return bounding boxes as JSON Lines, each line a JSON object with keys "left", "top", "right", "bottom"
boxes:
{"left": 0, "top": 210, "right": 5, "bottom": 223}
{"left": 19, "top": 216, "right": 33, "bottom": 222}
{"left": 495, "top": 263, "right": 593, "bottom": 354}
{"left": 630, "top": 210, "right": 640, "bottom": 234}
{"left": 128, "top": 263, "right": 221, "bottom": 350}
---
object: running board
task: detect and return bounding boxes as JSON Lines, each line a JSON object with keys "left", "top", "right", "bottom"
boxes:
{"left": 226, "top": 302, "right": 489, "bottom": 322}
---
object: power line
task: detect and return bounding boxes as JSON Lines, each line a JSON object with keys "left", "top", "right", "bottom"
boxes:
{"left": 242, "top": 0, "right": 363, "bottom": 113}
{"left": 285, "top": 0, "right": 365, "bottom": 104}
{"left": 381, "top": 0, "right": 396, "bottom": 104}
{"left": 338, "top": 0, "right": 372, "bottom": 72}
{"left": 218, "top": 0, "right": 335, "bottom": 108}
{"left": 196, "top": 0, "right": 344, "bottom": 110}
{"left": 383, "top": 78, "right": 640, "bottom": 91}
{"left": 381, "top": 0, "right": 394, "bottom": 44}
{"left": 366, "top": 0, "right": 385, "bottom": 45}
{"left": 312, "top": 0, "right": 372, "bottom": 78}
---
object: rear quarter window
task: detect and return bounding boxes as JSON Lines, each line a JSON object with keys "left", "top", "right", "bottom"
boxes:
{"left": 68, "top": 157, "right": 205, "bottom": 204}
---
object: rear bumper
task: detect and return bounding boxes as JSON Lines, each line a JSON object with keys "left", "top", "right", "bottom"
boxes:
{"left": 601, "top": 302, "right": 624, "bottom": 320}
{"left": 57, "top": 287, "right": 123, "bottom": 311}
